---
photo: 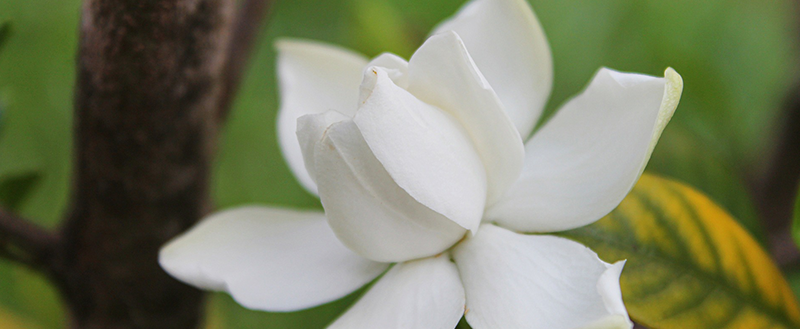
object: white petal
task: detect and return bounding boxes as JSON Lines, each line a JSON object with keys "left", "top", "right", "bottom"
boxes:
{"left": 296, "top": 110, "right": 350, "bottom": 184}
{"left": 158, "top": 207, "right": 388, "bottom": 312}
{"left": 452, "top": 224, "right": 632, "bottom": 329}
{"left": 364, "top": 53, "right": 409, "bottom": 89}
{"left": 407, "top": 32, "right": 525, "bottom": 205}
{"left": 314, "top": 120, "right": 467, "bottom": 263}
{"left": 487, "top": 68, "right": 683, "bottom": 232}
{"left": 276, "top": 39, "right": 368, "bottom": 195}
{"left": 354, "top": 67, "right": 486, "bottom": 233}
{"left": 328, "top": 255, "right": 465, "bottom": 329}
{"left": 432, "top": 0, "right": 553, "bottom": 138}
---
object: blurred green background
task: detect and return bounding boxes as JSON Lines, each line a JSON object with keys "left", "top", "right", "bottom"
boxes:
{"left": 0, "top": 0, "right": 798, "bottom": 327}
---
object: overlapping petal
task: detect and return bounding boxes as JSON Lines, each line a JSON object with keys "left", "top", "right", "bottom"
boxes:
{"left": 328, "top": 255, "right": 465, "bottom": 329}
{"left": 158, "top": 207, "right": 388, "bottom": 312}
{"left": 432, "top": 0, "right": 553, "bottom": 138}
{"left": 353, "top": 67, "right": 487, "bottom": 233}
{"left": 452, "top": 224, "right": 632, "bottom": 329}
{"left": 313, "top": 120, "right": 468, "bottom": 263}
{"left": 276, "top": 40, "right": 367, "bottom": 195}
{"left": 364, "top": 53, "right": 409, "bottom": 89}
{"left": 407, "top": 31, "right": 525, "bottom": 205}
{"left": 486, "top": 68, "right": 683, "bottom": 233}
{"left": 296, "top": 110, "right": 349, "bottom": 184}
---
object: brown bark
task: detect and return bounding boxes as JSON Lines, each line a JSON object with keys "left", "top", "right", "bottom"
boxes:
{"left": 756, "top": 0, "right": 800, "bottom": 267}
{"left": 59, "top": 0, "right": 233, "bottom": 328}
{"left": 0, "top": 0, "right": 274, "bottom": 326}
{"left": 758, "top": 83, "right": 800, "bottom": 267}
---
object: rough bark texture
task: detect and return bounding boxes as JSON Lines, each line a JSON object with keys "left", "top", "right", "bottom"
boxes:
{"left": 0, "top": 0, "right": 273, "bottom": 327}
{"left": 59, "top": 0, "right": 234, "bottom": 327}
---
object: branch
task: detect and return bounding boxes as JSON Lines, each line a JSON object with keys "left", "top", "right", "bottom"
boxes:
{"left": 752, "top": 0, "right": 800, "bottom": 266}
{"left": 216, "top": 0, "right": 275, "bottom": 121}
{"left": 755, "top": 82, "right": 800, "bottom": 267}
{"left": 772, "top": 230, "right": 799, "bottom": 268}
{"left": 0, "top": 207, "right": 58, "bottom": 270}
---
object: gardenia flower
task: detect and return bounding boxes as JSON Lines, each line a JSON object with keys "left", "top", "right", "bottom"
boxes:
{"left": 159, "top": 0, "right": 682, "bottom": 327}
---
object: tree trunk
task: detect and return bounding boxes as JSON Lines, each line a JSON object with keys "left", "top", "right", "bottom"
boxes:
{"left": 59, "top": 0, "right": 234, "bottom": 327}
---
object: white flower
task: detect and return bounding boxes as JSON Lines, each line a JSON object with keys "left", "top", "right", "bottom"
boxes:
{"left": 159, "top": 0, "right": 683, "bottom": 327}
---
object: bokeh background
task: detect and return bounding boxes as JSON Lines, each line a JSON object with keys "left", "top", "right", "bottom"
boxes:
{"left": 1, "top": 0, "right": 799, "bottom": 327}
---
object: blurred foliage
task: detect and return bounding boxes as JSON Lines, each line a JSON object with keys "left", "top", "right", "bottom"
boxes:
{"left": 0, "top": 22, "right": 10, "bottom": 53}
{"left": 0, "top": 0, "right": 75, "bottom": 226}
{"left": 0, "top": 6, "right": 69, "bottom": 327}
{"left": 0, "top": 305, "right": 42, "bottom": 329}
{"left": 789, "top": 268, "right": 800, "bottom": 307}
{"left": 562, "top": 174, "right": 800, "bottom": 329}
{"left": 528, "top": 0, "right": 797, "bottom": 245}
{"left": 0, "top": 173, "right": 40, "bottom": 211}
{"left": 207, "top": 284, "right": 368, "bottom": 329}
{"left": 0, "top": 0, "right": 798, "bottom": 327}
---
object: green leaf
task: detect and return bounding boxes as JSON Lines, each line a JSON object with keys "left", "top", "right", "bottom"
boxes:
{"left": 647, "top": 124, "right": 765, "bottom": 245}
{"left": 0, "top": 99, "right": 46, "bottom": 214}
{"left": 560, "top": 174, "right": 800, "bottom": 328}
{"left": 0, "top": 22, "right": 10, "bottom": 53}
{"left": 0, "top": 304, "right": 42, "bottom": 329}
{"left": 0, "top": 173, "right": 40, "bottom": 211}
{"left": 792, "top": 184, "right": 800, "bottom": 249}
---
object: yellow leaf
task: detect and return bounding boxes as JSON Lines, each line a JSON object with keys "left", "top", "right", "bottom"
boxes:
{"left": 203, "top": 296, "right": 225, "bottom": 329}
{"left": 0, "top": 307, "right": 41, "bottom": 329}
{"left": 560, "top": 173, "right": 800, "bottom": 329}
